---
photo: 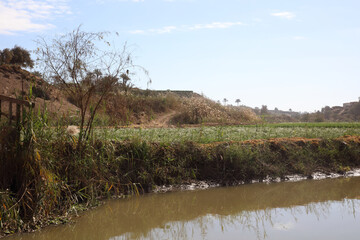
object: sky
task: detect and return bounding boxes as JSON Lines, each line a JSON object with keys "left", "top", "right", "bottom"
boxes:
{"left": 0, "top": 0, "right": 359, "bottom": 112}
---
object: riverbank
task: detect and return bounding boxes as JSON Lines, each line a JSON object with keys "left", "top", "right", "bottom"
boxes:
{"left": 152, "top": 168, "right": 360, "bottom": 193}
{"left": 1, "top": 134, "right": 360, "bottom": 237}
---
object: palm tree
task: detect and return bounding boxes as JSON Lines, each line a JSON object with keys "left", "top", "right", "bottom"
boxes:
{"left": 223, "top": 98, "right": 228, "bottom": 106}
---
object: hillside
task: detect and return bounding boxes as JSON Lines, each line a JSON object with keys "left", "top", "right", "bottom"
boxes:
{"left": 0, "top": 65, "right": 258, "bottom": 126}
{"left": 0, "top": 64, "right": 79, "bottom": 121}
{"left": 253, "top": 101, "right": 360, "bottom": 123}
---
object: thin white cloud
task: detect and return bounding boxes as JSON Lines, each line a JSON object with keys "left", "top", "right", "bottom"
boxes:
{"left": 150, "top": 26, "right": 177, "bottom": 34}
{"left": 271, "top": 11, "right": 296, "bottom": 20}
{"left": 189, "top": 22, "right": 244, "bottom": 30}
{"left": 0, "top": 0, "right": 71, "bottom": 35}
{"left": 130, "top": 21, "right": 244, "bottom": 34}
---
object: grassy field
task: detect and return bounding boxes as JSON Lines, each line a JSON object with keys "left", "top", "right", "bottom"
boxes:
{"left": 96, "top": 122, "right": 360, "bottom": 144}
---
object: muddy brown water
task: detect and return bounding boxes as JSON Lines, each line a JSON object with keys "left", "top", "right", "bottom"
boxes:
{"left": 7, "top": 177, "right": 360, "bottom": 240}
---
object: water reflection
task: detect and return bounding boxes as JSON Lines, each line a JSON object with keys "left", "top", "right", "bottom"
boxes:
{"left": 8, "top": 177, "right": 360, "bottom": 240}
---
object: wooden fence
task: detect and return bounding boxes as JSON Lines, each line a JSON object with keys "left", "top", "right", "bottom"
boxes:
{"left": 0, "top": 95, "right": 34, "bottom": 126}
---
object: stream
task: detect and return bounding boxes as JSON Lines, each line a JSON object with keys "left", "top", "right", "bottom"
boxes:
{"left": 7, "top": 176, "right": 360, "bottom": 240}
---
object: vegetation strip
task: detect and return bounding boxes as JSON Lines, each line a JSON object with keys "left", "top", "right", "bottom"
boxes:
{"left": 1, "top": 126, "right": 360, "bottom": 236}
{"left": 96, "top": 125, "right": 360, "bottom": 144}
{"left": 245, "top": 122, "right": 360, "bottom": 128}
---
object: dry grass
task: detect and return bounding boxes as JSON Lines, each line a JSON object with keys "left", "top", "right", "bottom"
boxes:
{"left": 66, "top": 125, "right": 80, "bottom": 136}
{"left": 170, "top": 96, "right": 259, "bottom": 124}
{"left": 98, "top": 93, "right": 258, "bottom": 126}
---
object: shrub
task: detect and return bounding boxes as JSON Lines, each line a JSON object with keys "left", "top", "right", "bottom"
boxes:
{"left": 32, "top": 86, "right": 50, "bottom": 100}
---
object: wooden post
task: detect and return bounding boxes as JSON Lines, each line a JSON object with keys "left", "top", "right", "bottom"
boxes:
{"left": 22, "top": 105, "right": 26, "bottom": 124}
{"left": 0, "top": 95, "right": 34, "bottom": 126}
{"left": 16, "top": 104, "right": 21, "bottom": 127}
{"left": 9, "top": 102, "right": 12, "bottom": 124}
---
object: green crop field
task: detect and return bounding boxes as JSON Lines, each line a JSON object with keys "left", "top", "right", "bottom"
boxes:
{"left": 95, "top": 122, "right": 360, "bottom": 144}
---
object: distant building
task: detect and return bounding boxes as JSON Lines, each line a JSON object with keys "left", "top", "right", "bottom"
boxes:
{"left": 343, "top": 102, "right": 358, "bottom": 108}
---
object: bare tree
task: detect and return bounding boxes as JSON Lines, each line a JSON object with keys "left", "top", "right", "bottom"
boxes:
{"left": 36, "top": 26, "right": 136, "bottom": 148}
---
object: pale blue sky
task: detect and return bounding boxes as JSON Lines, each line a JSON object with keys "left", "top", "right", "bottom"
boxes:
{"left": 1, "top": 0, "right": 359, "bottom": 112}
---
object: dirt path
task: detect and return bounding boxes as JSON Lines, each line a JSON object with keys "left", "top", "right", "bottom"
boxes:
{"left": 92, "top": 111, "right": 178, "bottom": 129}
{"left": 147, "top": 110, "right": 177, "bottom": 127}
